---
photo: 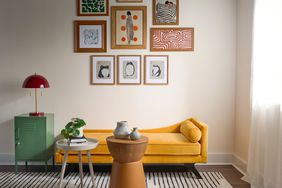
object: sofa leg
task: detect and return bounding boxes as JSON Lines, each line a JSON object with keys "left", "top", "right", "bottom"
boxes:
{"left": 185, "top": 163, "right": 202, "bottom": 179}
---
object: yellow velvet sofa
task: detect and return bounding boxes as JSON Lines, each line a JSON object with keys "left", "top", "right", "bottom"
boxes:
{"left": 55, "top": 118, "right": 208, "bottom": 177}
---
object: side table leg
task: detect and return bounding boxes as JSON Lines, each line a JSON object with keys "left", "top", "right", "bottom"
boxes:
{"left": 78, "top": 151, "right": 84, "bottom": 188}
{"left": 59, "top": 151, "right": 68, "bottom": 188}
{"left": 87, "top": 150, "right": 96, "bottom": 188}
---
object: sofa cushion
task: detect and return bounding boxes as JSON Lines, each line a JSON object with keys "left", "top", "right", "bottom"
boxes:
{"left": 180, "top": 121, "right": 202, "bottom": 143}
{"left": 57, "top": 132, "right": 201, "bottom": 156}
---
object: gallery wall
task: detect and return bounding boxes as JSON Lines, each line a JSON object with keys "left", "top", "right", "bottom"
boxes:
{"left": 0, "top": 0, "right": 237, "bottom": 162}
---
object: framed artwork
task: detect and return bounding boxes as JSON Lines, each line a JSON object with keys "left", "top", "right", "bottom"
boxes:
{"left": 153, "top": 0, "right": 179, "bottom": 25}
{"left": 111, "top": 6, "right": 147, "bottom": 49}
{"left": 117, "top": 55, "right": 141, "bottom": 85}
{"left": 117, "top": 0, "right": 143, "bottom": 2}
{"left": 91, "top": 55, "right": 115, "bottom": 85}
{"left": 150, "top": 28, "right": 194, "bottom": 51}
{"left": 77, "top": 0, "right": 109, "bottom": 16}
{"left": 74, "top": 20, "right": 107, "bottom": 53}
{"left": 144, "top": 55, "right": 169, "bottom": 85}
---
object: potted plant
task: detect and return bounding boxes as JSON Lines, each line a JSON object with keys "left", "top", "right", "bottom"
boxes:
{"left": 61, "top": 118, "right": 86, "bottom": 139}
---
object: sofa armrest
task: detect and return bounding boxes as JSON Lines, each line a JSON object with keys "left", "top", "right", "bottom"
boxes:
{"left": 189, "top": 118, "right": 208, "bottom": 162}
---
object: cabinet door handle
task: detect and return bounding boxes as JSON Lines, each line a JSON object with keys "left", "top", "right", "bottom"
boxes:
{"left": 15, "top": 128, "right": 20, "bottom": 139}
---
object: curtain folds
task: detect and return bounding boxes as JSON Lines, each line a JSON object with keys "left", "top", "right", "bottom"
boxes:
{"left": 244, "top": 0, "right": 282, "bottom": 187}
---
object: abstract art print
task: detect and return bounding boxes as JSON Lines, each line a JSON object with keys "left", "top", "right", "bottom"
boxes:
{"left": 91, "top": 55, "right": 115, "bottom": 85}
{"left": 150, "top": 28, "right": 194, "bottom": 51}
{"left": 153, "top": 0, "right": 179, "bottom": 25}
{"left": 117, "top": 55, "right": 141, "bottom": 85}
{"left": 111, "top": 6, "right": 147, "bottom": 49}
{"left": 74, "top": 21, "right": 107, "bottom": 52}
{"left": 116, "top": 0, "right": 143, "bottom": 2}
{"left": 77, "top": 0, "right": 109, "bottom": 16}
{"left": 144, "top": 55, "right": 169, "bottom": 85}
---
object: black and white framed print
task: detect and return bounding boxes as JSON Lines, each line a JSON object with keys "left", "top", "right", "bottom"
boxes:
{"left": 153, "top": 0, "right": 179, "bottom": 25}
{"left": 91, "top": 55, "right": 115, "bottom": 85}
{"left": 117, "top": 55, "right": 141, "bottom": 85}
{"left": 144, "top": 55, "right": 169, "bottom": 85}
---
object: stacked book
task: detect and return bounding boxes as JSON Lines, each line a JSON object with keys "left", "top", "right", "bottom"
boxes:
{"left": 68, "top": 135, "right": 88, "bottom": 146}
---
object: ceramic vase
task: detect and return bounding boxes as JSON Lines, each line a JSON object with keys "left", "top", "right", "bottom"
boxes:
{"left": 77, "top": 127, "right": 84, "bottom": 137}
{"left": 130, "top": 127, "right": 141, "bottom": 140}
{"left": 114, "top": 121, "right": 130, "bottom": 139}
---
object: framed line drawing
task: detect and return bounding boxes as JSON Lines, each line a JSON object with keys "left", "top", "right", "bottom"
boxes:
{"left": 153, "top": 0, "right": 179, "bottom": 25}
{"left": 150, "top": 27, "right": 194, "bottom": 51}
{"left": 144, "top": 55, "right": 169, "bottom": 85}
{"left": 91, "top": 55, "right": 115, "bottom": 85}
{"left": 111, "top": 6, "right": 147, "bottom": 49}
{"left": 116, "top": 0, "right": 143, "bottom": 2}
{"left": 77, "top": 0, "right": 109, "bottom": 16}
{"left": 74, "top": 20, "right": 107, "bottom": 53}
{"left": 117, "top": 55, "right": 141, "bottom": 85}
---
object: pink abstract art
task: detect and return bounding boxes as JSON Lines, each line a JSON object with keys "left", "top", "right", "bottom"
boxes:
{"left": 150, "top": 28, "right": 194, "bottom": 51}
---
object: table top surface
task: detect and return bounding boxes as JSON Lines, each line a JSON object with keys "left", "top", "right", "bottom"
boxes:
{"left": 106, "top": 136, "right": 148, "bottom": 144}
{"left": 56, "top": 138, "right": 99, "bottom": 151}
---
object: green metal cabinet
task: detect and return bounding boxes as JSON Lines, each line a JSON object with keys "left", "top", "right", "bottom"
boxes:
{"left": 14, "top": 114, "right": 54, "bottom": 173}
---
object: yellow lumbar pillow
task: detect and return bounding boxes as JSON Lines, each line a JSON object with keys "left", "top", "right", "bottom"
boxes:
{"left": 180, "top": 121, "right": 202, "bottom": 143}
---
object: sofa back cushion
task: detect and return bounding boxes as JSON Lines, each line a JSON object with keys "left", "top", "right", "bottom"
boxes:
{"left": 180, "top": 121, "right": 202, "bottom": 143}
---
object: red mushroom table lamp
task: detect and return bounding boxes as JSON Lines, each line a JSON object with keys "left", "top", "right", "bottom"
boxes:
{"left": 22, "top": 73, "right": 50, "bottom": 116}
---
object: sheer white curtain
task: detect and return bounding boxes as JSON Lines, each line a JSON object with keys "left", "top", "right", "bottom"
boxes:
{"left": 244, "top": 0, "right": 282, "bottom": 187}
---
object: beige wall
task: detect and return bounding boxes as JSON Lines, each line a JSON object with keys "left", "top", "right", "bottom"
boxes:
{"left": 235, "top": 0, "right": 254, "bottom": 162}
{"left": 0, "top": 0, "right": 236, "bottom": 158}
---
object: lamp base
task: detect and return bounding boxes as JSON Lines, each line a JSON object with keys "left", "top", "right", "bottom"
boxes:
{"left": 29, "top": 112, "right": 45, "bottom": 116}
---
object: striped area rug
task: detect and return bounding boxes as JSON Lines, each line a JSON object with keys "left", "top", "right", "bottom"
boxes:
{"left": 0, "top": 171, "right": 232, "bottom": 188}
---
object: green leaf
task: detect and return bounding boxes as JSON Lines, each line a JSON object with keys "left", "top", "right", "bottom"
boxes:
{"left": 73, "top": 129, "right": 80, "bottom": 137}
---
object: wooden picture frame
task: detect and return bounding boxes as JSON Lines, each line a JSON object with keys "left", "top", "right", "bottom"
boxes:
{"left": 153, "top": 0, "right": 179, "bottom": 25}
{"left": 91, "top": 55, "right": 115, "bottom": 85}
{"left": 74, "top": 20, "right": 107, "bottom": 53}
{"left": 117, "top": 55, "right": 141, "bottom": 85}
{"left": 111, "top": 6, "right": 147, "bottom": 49}
{"left": 77, "top": 0, "right": 109, "bottom": 16}
{"left": 150, "top": 28, "right": 194, "bottom": 51}
{"left": 144, "top": 55, "right": 169, "bottom": 85}
{"left": 117, "top": 0, "right": 143, "bottom": 2}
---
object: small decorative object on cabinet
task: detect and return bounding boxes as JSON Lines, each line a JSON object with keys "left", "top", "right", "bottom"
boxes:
{"left": 14, "top": 113, "right": 54, "bottom": 173}
{"left": 114, "top": 121, "right": 130, "bottom": 139}
{"left": 22, "top": 73, "right": 50, "bottom": 116}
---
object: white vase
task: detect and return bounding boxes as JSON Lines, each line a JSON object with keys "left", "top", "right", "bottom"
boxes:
{"left": 77, "top": 127, "right": 84, "bottom": 137}
{"left": 114, "top": 121, "right": 130, "bottom": 139}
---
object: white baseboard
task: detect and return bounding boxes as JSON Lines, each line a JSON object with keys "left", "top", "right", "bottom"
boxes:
{"left": 207, "top": 153, "right": 233, "bottom": 164}
{"left": 232, "top": 154, "right": 247, "bottom": 175}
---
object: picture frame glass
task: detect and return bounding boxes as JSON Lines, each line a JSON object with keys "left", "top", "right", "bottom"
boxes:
{"left": 154, "top": 0, "right": 178, "bottom": 25}
{"left": 118, "top": 56, "right": 141, "bottom": 84}
{"left": 79, "top": 0, "right": 108, "bottom": 15}
{"left": 92, "top": 56, "right": 115, "bottom": 84}
{"left": 79, "top": 25, "right": 102, "bottom": 48}
{"left": 145, "top": 56, "right": 168, "bottom": 84}
{"left": 116, "top": 10, "right": 143, "bottom": 45}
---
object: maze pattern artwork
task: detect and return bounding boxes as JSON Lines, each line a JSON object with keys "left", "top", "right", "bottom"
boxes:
{"left": 81, "top": 0, "right": 105, "bottom": 14}
{"left": 151, "top": 28, "right": 194, "bottom": 51}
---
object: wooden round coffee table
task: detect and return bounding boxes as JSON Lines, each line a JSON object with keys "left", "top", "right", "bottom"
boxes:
{"left": 107, "top": 136, "right": 148, "bottom": 188}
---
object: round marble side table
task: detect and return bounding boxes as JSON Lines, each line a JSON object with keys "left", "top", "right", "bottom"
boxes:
{"left": 107, "top": 136, "right": 148, "bottom": 188}
{"left": 56, "top": 138, "right": 99, "bottom": 188}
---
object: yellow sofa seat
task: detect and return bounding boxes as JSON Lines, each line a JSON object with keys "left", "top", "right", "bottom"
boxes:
{"left": 55, "top": 118, "right": 208, "bottom": 165}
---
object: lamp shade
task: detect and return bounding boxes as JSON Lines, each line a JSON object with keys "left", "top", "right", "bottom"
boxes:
{"left": 22, "top": 74, "right": 50, "bottom": 88}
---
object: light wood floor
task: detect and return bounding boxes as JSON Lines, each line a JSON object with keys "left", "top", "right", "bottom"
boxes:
{"left": 0, "top": 164, "right": 250, "bottom": 188}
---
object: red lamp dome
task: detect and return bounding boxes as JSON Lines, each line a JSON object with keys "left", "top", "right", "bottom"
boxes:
{"left": 22, "top": 74, "right": 50, "bottom": 88}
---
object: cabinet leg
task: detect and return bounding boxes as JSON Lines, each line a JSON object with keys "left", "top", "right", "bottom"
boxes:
{"left": 25, "top": 161, "right": 28, "bottom": 171}
{"left": 59, "top": 151, "right": 68, "bottom": 188}
{"left": 78, "top": 151, "right": 84, "bottom": 188}
{"left": 52, "top": 155, "right": 55, "bottom": 171}
{"left": 45, "top": 161, "right": 48, "bottom": 173}
{"left": 87, "top": 151, "right": 96, "bottom": 188}
{"left": 15, "top": 160, "right": 18, "bottom": 174}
